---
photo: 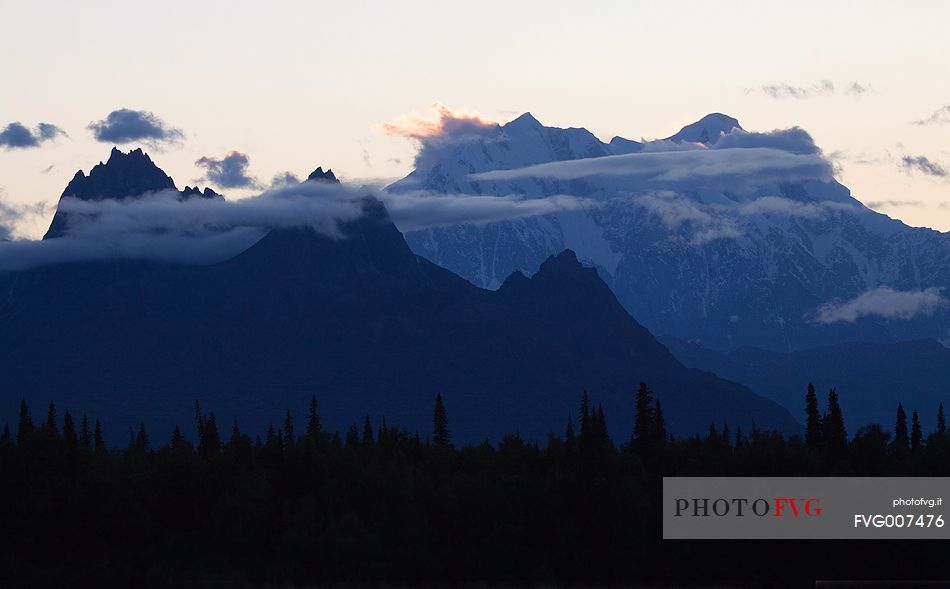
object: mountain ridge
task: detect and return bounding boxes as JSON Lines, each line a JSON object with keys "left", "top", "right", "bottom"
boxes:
{"left": 393, "top": 112, "right": 950, "bottom": 351}
{"left": 0, "top": 148, "right": 800, "bottom": 442}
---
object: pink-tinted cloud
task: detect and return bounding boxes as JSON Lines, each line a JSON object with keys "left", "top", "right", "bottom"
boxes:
{"left": 382, "top": 102, "right": 501, "bottom": 140}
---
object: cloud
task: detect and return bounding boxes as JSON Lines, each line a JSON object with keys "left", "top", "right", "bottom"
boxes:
{"left": 737, "top": 196, "right": 828, "bottom": 218}
{"left": 88, "top": 108, "right": 184, "bottom": 145}
{"left": 760, "top": 80, "right": 835, "bottom": 99}
{"left": 268, "top": 171, "right": 300, "bottom": 189}
{"left": 632, "top": 192, "right": 741, "bottom": 244}
{"left": 40, "top": 164, "right": 55, "bottom": 174}
{"left": 382, "top": 192, "right": 598, "bottom": 232}
{"left": 626, "top": 193, "right": 856, "bottom": 245}
{"left": 844, "top": 82, "right": 872, "bottom": 97}
{"left": 812, "top": 286, "right": 948, "bottom": 324}
{"left": 382, "top": 102, "right": 501, "bottom": 140}
{"left": 195, "top": 151, "right": 259, "bottom": 189}
{"left": 865, "top": 199, "right": 924, "bottom": 209}
{"left": 0, "top": 181, "right": 598, "bottom": 272}
{"left": 900, "top": 155, "right": 948, "bottom": 178}
{"left": 912, "top": 105, "right": 950, "bottom": 125}
{"left": 755, "top": 80, "right": 871, "bottom": 100}
{"left": 0, "top": 193, "right": 52, "bottom": 240}
{"left": 0, "top": 122, "right": 67, "bottom": 149}
{"left": 469, "top": 147, "right": 831, "bottom": 184}
{"left": 712, "top": 127, "right": 820, "bottom": 155}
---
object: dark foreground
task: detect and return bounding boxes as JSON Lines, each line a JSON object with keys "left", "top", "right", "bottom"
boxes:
{"left": 1, "top": 387, "right": 949, "bottom": 588}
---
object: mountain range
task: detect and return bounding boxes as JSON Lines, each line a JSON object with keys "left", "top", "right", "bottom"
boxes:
{"left": 0, "top": 148, "right": 798, "bottom": 442}
{"left": 392, "top": 112, "right": 950, "bottom": 352}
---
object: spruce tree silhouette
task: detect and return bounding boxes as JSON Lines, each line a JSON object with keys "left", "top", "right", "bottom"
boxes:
{"left": 283, "top": 410, "right": 295, "bottom": 446}
{"left": 44, "top": 402, "right": 58, "bottom": 435}
{"left": 911, "top": 409, "right": 923, "bottom": 451}
{"left": 824, "top": 388, "right": 848, "bottom": 455}
{"left": 170, "top": 425, "right": 186, "bottom": 450}
{"left": 937, "top": 402, "right": 947, "bottom": 439}
{"left": 62, "top": 411, "right": 78, "bottom": 448}
{"left": 894, "top": 402, "right": 910, "bottom": 454}
{"left": 201, "top": 412, "right": 221, "bottom": 457}
{"left": 565, "top": 415, "right": 575, "bottom": 447}
{"left": 345, "top": 423, "right": 359, "bottom": 450}
{"left": 93, "top": 418, "right": 105, "bottom": 454}
{"left": 17, "top": 399, "right": 33, "bottom": 445}
{"left": 433, "top": 393, "right": 451, "bottom": 449}
{"left": 307, "top": 395, "right": 322, "bottom": 438}
{"left": 362, "top": 415, "right": 375, "bottom": 446}
{"left": 579, "top": 390, "right": 591, "bottom": 438}
{"left": 134, "top": 422, "right": 150, "bottom": 452}
{"left": 805, "top": 383, "right": 823, "bottom": 449}
{"left": 632, "top": 382, "right": 654, "bottom": 449}
{"left": 79, "top": 413, "right": 92, "bottom": 449}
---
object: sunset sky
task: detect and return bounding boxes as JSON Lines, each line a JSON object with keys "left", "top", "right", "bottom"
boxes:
{"left": 2, "top": 0, "right": 949, "bottom": 237}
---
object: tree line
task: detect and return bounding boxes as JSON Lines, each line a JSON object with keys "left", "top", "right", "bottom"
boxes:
{"left": 1, "top": 384, "right": 949, "bottom": 587}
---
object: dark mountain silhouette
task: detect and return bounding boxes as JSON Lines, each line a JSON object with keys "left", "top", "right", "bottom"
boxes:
{"left": 0, "top": 149, "right": 798, "bottom": 442}
{"left": 662, "top": 335, "right": 950, "bottom": 432}
{"left": 43, "top": 147, "right": 221, "bottom": 239}
{"left": 306, "top": 166, "right": 338, "bottom": 183}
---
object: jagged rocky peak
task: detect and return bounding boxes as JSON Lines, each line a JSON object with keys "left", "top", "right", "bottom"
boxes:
{"left": 43, "top": 147, "right": 220, "bottom": 239}
{"left": 307, "top": 166, "right": 339, "bottom": 183}
{"left": 180, "top": 185, "right": 222, "bottom": 200}
{"left": 667, "top": 113, "right": 743, "bottom": 144}
{"left": 60, "top": 146, "right": 177, "bottom": 202}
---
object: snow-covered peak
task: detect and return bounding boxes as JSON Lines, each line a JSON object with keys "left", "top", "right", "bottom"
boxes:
{"left": 667, "top": 113, "right": 743, "bottom": 144}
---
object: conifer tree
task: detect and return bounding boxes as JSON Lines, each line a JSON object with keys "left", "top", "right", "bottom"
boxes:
{"left": 893, "top": 402, "right": 910, "bottom": 453}
{"left": 17, "top": 399, "right": 33, "bottom": 446}
{"left": 80, "top": 414, "right": 91, "bottom": 449}
{"left": 307, "top": 395, "right": 322, "bottom": 438}
{"left": 283, "top": 410, "right": 295, "bottom": 446}
{"left": 937, "top": 403, "right": 947, "bottom": 438}
{"left": 824, "top": 388, "right": 847, "bottom": 451}
{"left": 230, "top": 420, "right": 243, "bottom": 446}
{"left": 565, "top": 415, "right": 575, "bottom": 446}
{"left": 194, "top": 400, "right": 205, "bottom": 443}
{"left": 93, "top": 418, "right": 105, "bottom": 454}
{"left": 433, "top": 393, "right": 451, "bottom": 449}
{"left": 805, "top": 383, "right": 823, "bottom": 448}
{"left": 171, "top": 425, "right": 185, "bottom": 450}
{"left": 44, "top": 402, "right": 58, "bottom": 435}
{"left": 579, "top": 391, "right": 591, "bottom": 438}
{"left": 362, "top": 415, "right": 374, "bottom": 446}
{"left": 633, "top": 382, "right": 654, "bottom": 446}
{"left": 911, "top": 409, "right": 923, "bottom": 451}
{"left": 345, "top": 423, "right": 360, "bottom": 449}
{"left": 202, "top": 412, "right": 221, "bottom": 456}
{"left": 62, "top": 411, "right": 77, "bottom": 447}
{"left": 0, "top": 424, "right": 11, "bottom": 446}
{"left": 594, "top": 405, "right": 609, "bottom": 444}
{"left": 135, "top": 422, "right": 150, "bottom": 452}
{"left": 265, "top": 424, "right": 278, "bottom": 448}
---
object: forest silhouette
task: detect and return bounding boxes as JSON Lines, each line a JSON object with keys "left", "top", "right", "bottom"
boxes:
{"left": 2, "top": 383, "right": 949, "bottom": 587}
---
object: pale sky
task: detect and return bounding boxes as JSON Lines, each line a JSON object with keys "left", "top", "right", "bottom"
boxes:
{"left": 2, "top": 0, "right": 949, "bottom": 238}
